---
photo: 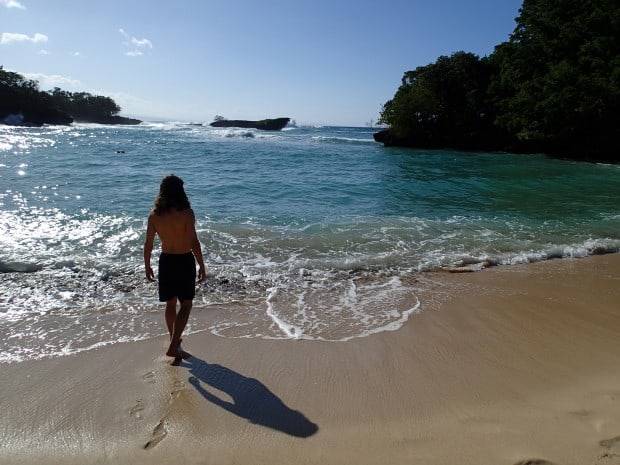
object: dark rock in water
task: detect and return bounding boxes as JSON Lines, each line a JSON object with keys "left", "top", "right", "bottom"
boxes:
{"left": 74, "top": 115, "right": 141, "bottom": 125}
{"left": 373, "top": 128, "right": 424, "bottom": 147}
{"left": 0, "top": 260, "right": 43, "bottom": 273}
{"left": 1, "top": 110, "right": 73, "bottom": 126}
{"left": 373, "top": 128, "right": 618, "bottom": 163}
{"left": 373, "top": 129, "right": 395, "bottom": 145}
{"left": 1, "top": 111, "right": 140, "bottom": 126}
{"left": 210, "top": 117, "right": 290, "bottom": 131}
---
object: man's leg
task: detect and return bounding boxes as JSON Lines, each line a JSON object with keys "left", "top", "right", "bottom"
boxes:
{"left": 166, "top": 299, "right": 193, "bottom": 357}
{"left": 165, "top": 297, "right": 178, "bottom": 338}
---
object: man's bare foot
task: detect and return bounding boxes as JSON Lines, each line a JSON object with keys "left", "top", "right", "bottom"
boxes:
{"left": 166, "top": 345, "right": 191, "bottom": 359}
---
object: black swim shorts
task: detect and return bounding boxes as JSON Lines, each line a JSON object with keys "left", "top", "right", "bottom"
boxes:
{"left": 158, "top": 252, "right": 196, "bottom": 302}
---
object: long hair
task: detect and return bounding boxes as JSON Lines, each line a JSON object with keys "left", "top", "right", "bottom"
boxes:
{"left": 152, "top": 174, "right": 191, "bottom": 215}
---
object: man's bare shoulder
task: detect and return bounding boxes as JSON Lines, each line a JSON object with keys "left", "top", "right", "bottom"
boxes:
{"left": 151, "top": 208, "right": 194, "bottom": 225}
{"left": 172, "top": 207, "right": 194, "bottom": 218}
{"left": 173, "top": 207, "right": 195, "bottom": 221}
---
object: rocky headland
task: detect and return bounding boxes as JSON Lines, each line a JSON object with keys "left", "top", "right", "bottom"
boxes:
{"left": 210, "top": 117, "right": 290, "bottom": 131}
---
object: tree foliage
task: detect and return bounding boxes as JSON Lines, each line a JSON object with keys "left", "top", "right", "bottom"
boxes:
{"left": 1, "top": 68, "right": 129, "bottom": 125}
{"left": 0, "top": 69, "right": 72, "bottom": 125}
{"left": 379, "top": 52, "right": 509, "bottom": 150}
{"left": 49, "top": 89, "right": 121, "bottom": 121}
{"left": 379, "top": 0, "right": 619, "bottom": 160}
{"left": 490, "top": 0, "right": 619, "bottom": 157}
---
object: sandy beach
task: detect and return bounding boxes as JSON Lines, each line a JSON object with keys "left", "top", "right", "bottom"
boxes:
{"left": 1, "top": 254, "right": 619, "bottom": 465}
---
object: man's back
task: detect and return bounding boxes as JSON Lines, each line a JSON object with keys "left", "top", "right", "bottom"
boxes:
{"left": 149, "top": 208, "right": 195, "bottom": 254}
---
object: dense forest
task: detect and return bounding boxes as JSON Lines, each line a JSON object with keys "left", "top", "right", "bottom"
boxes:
{"left": 376, "top": 0, "right": 619, "bottom": 162}
{"left": 0, "top": 68, "right": 140, "bottom": 126}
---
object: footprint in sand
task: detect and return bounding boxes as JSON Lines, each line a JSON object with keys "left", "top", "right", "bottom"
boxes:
{"left": 143, "top": 418, "right": 168, "bottom": 449}
{"left": 129, "top": 401, "right": 144, "bottom": 420}
{"left": 593, "top": 436, "right": 620, "bottom": 465}
{"left": 596, "top": 452, "right": 620, "bottom": 464}
{"left": 170, "top": 380, "right": 185, "bottom": 399}
{"left": 600, "top": 436, "right": 620, "bottom": 449}
{"left": 142, "top": 371, "right": 156, "bottom": 384}
{"left": 513, "top": 460, "right": 557, "bottom": 465}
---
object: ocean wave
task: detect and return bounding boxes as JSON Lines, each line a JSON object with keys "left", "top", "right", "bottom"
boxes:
{"left": 419, "top": 240, "right": 620, "bottom": 272}
{"left": 222, "top": 129, "right": 255, "bottom": 138}
{"left": 311, "top": 135, "right": 375, "bottom": 144}
{"left": 1, "top": 240, "right": 618, "bottom": 363}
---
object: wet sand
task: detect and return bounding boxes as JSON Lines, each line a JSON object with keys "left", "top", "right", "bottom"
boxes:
{"left": 1, "top": 254, "right": 619, "bottom": 465}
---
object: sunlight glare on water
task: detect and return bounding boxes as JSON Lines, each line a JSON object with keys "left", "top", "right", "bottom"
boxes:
{"left": 0, "top": 123, "right": 618, "bottom": 362}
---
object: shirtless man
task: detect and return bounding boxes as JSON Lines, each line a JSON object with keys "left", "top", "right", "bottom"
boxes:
{"left": 143, "top": 174, "right": 206, "bottom": 358}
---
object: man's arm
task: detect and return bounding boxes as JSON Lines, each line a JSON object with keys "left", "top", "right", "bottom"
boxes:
{"left": 144, "top": 213, "right": 156, "bottom": 282}
{"left": 189, "top": 209, "right": 206, "bottom": 283}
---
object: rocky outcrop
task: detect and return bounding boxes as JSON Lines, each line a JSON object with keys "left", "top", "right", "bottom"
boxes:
{"left": 373, "top": 128, "right": 618, "bottom": 163}
{"left": 373, "top": 129, "right": 403, "bottom": 146}
{"left": 73, "top": 115, "right": 141, "bottom": 125}
{"left": 210, "top": 117, "right": 290, "bottom": 131}
{"left": 1, "top": 111, "right": 141, "bottom": 127}
{"left": 1, "top": 109, "right": 73, "bottom": 127}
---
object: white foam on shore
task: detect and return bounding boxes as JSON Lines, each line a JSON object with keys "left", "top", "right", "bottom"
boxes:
{"left": 265, "top": 286, "right": 305, "bottom": 339}
{"left": 205, "top": 273, "right": 422, "bottom": 343}
{"left": 1, "top": 201, "right": 618, "bottom": 363}
{"left": 311, "top": 135, "right": 375, "bottom": 144}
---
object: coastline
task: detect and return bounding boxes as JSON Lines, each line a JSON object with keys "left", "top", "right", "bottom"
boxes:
{"left": 1, "top": 254, "right": 619, "bottom": 465}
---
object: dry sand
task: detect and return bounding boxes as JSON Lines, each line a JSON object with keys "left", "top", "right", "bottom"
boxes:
{"left": 1, "top": 254, "right": 619, "bottom": 465}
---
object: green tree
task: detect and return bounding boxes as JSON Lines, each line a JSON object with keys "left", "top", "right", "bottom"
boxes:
{"left": 379, "top": 0, "right": 619, "bottom": 160}
{"left": 1, "top": 69, "right": 72, "bottom": 125}
{"left": 489, "top": 0, "right": 620, "bottom": 157}
{"left": 379, "top": 52, "right": 505, "bottom": 149}
{"left": 67, "top": 92, "right": 121, "bottom": 121}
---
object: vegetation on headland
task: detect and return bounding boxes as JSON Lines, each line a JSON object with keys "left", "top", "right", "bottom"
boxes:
{"left": 0, "top": 68, "right": 141, "bottom": 126}
{"left": 376, "top": 0, "right": 619, "bottom": 162}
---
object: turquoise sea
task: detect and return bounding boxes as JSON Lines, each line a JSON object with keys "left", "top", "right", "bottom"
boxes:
{"left": 1, "top": 122, "right": 619, "bottom": 362}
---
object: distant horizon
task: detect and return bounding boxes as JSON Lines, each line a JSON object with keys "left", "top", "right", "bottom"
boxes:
{"left": 125, "top": 114, "right": 384, "bottom": 128}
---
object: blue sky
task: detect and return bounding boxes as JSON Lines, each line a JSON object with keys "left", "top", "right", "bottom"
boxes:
{"left": 1, "top": 0, "right": 523, "bottom": 126}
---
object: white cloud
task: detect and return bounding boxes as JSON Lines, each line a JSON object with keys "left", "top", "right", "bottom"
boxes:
{"left": 131, "top": 37, "right": 152, "bottom": 48}
{"left": 1, "top": 32, "right": 48, "bottom": 44}
{"left": 38, "top": 49, "right": 50, "bottom": 55}
{"left": 1, "top": 0, "right": 26, "bottom": 9}
{"left": 23, "top": 72, "right": 82, "bottom": 91}
{"left": 119, "top": 28, "right": 152, "bottom": 57}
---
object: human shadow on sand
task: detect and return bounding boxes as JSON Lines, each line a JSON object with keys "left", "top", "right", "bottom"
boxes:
{"left": 177, "top": 355, "right": 318, "bottom": 438}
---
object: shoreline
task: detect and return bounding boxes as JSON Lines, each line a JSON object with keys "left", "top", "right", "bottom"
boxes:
{"left": 3, "top": 251, "right": 619, "bottom": 365}
{"left": 1, "top": 254, "right": 620, "bottom": 465}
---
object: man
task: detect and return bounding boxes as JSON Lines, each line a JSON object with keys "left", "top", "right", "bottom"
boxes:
{"left": 144, "top": 174, "right": 206, "bottom": 358}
